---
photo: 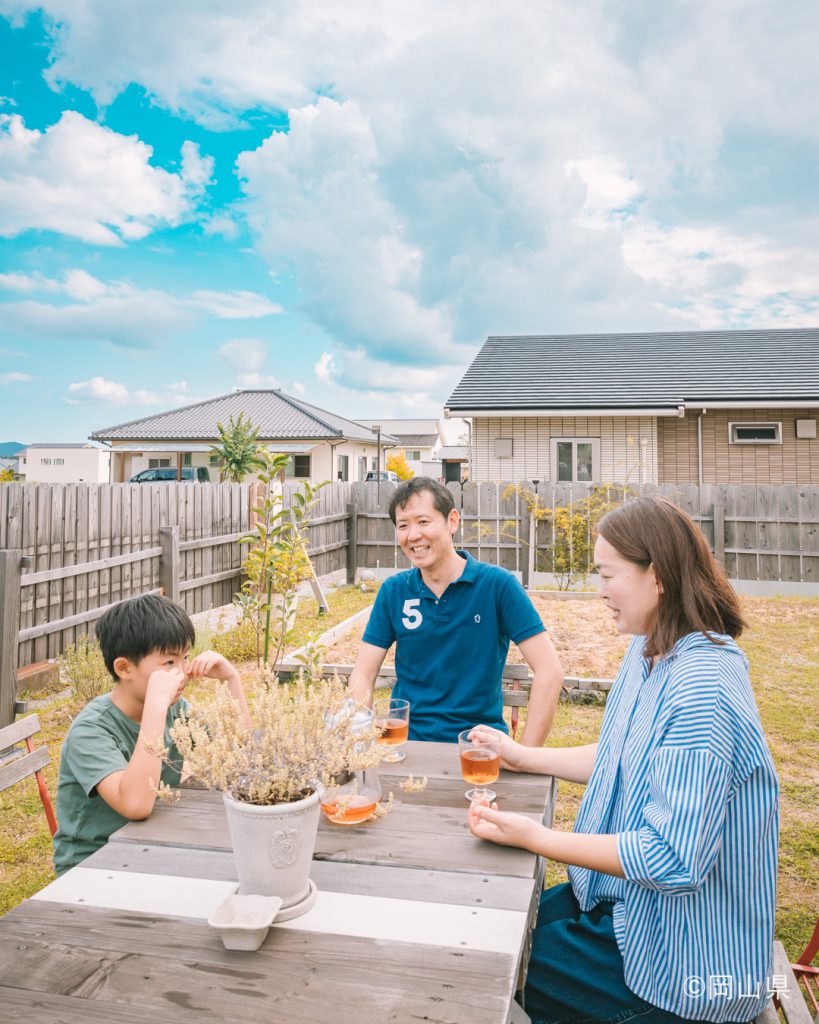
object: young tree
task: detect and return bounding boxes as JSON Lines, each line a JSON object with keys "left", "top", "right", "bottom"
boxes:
{"left": 386, "top": 449, "right": 414, "bottom": 480}
{"left": 0, "top": 468, "right": 14, "bottom": 482}
{"left": 210, "top": 413, "right": 265, "bottom": 482}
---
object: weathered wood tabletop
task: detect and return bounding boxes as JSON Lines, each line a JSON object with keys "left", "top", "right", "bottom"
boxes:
{"left": 0, "top": 741, "right": 555, "bottom": 1024}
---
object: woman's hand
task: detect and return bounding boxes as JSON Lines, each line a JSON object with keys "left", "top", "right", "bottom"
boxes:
{"left": 468, "top": 725, "right": 525, "bottom": 771}
{"left": 468, "top": 797, "right": 540, "bottom": 849}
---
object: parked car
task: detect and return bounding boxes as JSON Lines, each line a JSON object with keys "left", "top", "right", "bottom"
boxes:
{"left": 130, "top": 467, "right": 211, "bottom": 483}
{"left": 364, "top": 470, "right": 400, "bottom": 482}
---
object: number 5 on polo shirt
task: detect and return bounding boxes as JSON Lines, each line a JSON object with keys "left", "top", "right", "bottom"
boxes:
{"left": 401, "top": 599, "right": 423, "bottom": 630}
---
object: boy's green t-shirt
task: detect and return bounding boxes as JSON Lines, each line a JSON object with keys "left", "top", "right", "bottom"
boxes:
{"left": 53, "top": 693, "right": 189, "bottom": 876}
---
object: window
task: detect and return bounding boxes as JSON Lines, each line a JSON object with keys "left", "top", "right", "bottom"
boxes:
{"left": 405, "top": 450, "right": 421, "bottom": 461}
{"left": 54, "top": 458, "right": 64, "bottom": 466}
{"left": 209, "top": 454, "right": 221, "bottom": 466}
{"left": 551, "top": 438, "right": 599, "bottom": 483}
{"left": 182, "top": 453, "right": 192, "bottom": 467}
{"left": 284, "top": 454, "right": 311, "bottom": 478}
{"left": 371, "top": 457, "right": 378, "bottom": 471}
{"left": 40, "top": 458, "right": 52, "bottom": 465}
{"left": 337, "top": 454, "right": 349, "bottom": 481}
{"left": 149, "top": 458, "right": 171, "bottom": 468}
{"left": 358, "top": 456, "right": 367, "bottom": 480}
{"left": 729, "top": 422, "right": 782, "bottom": 445}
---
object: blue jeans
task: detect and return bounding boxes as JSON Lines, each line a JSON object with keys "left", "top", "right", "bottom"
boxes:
{"left": 523, "top": 884, "right": 749, "bottom": 1024}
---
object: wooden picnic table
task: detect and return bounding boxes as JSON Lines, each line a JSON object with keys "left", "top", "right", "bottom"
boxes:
{"left": 0, "top": 741, "right": 556, "bottom": 1024}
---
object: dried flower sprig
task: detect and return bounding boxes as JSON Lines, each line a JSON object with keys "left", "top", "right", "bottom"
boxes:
{"left": 168, "top": 675, "right": 382, "bottom": 805}
{"left": 399, "top": 775, "right": 428, "bottom": 794}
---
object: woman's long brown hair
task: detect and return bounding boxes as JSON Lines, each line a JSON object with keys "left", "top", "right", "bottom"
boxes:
{"left": 597, "top": 496, "right": 746, "bottom": 659}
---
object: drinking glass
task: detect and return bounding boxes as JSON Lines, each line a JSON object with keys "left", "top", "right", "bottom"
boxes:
{"left": 373, "top": 698, "right": 410, "bottom": 763}
{"left": 458, "top": 728, "right": 501, "bottom": 803}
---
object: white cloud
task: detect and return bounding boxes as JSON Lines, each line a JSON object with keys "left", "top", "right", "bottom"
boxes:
{"left": 1, "top": 271, "right": 281, "bottom": 346}
{"left": 0, "top": 272, "right": 42, "bottom": 292}
{"left": 63, "top": 269, "right": 109, "bottom": 301}
{"left": 66, "top": 376, "right": 191, "bottom": 407}
{"left": 217, "top": 338, "right": 279, "bottom": 388}
{"left": 0, "top": 371, "right": 36, "bottom": 384}
{"left": 191, "top": 290, "right": 281, "bottom": 318}
{"left": 4, "top": 0, "right": 819, "bottom": 366}
{"left": 217, "top": 338, "right": 266, "bottom": 371}
{"left": 68, "top": 376, "right": 129, "bottom": 402}
{"left": 202, "top": 213, "right": 240, "bottom": 240}
{"left": 314, "top": 351, "right": 336, "bottom": 382}
{"left": 236, "top": 372, "right": 279, "bottom": 388}
{"left": 290, "top": 381, "right": 305, "bottom": 396}
{"left": 0, "top": 111, "right": 208, "bottom": 245}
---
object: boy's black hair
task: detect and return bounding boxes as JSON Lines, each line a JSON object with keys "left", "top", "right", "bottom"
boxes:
{"left": 94, "top": 593, "right": 196, "bottom": 680}
{"left": 388, "top": 476, "right": 455, "bottom": 524}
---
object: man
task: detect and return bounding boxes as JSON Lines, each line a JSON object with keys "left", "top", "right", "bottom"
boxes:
{"left": 349, "top": 477, "right": 564, "bottom": 745}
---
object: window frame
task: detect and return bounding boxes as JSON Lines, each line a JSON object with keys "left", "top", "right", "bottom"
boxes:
{"left": 550, "top": 437, "right": 600, "bottom": 483}
{"left": 728, "top": 421, "right": 782, "bottom": 445}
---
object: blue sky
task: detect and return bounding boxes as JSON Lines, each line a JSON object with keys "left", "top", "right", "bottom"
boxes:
{"left": 1, "top": 1, "right": 818, "bottom": 443}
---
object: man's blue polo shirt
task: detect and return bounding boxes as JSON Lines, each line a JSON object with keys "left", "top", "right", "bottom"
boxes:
{"left": 362, "top": 551, "right": 546, "bottom": 742}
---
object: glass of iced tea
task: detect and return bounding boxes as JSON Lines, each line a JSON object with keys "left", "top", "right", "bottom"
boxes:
{"left": 458, "top": 728, "right": 501, "bottom": 803}
{"left": 373, "top": 697, "right": 410, "bottom": 763}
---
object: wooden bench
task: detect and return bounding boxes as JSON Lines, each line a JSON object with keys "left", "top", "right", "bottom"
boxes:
{"left": 0, "top": 713, "right": 57, "bottom": 836}
{"left": 753, "top": 941, "right": 815, "bottom": 1024}
{"left": 276, "top": 661, "right": 613, "bottom": 733}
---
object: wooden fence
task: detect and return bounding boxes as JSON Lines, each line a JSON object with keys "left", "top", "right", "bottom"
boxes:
{"left": 346, "top": 481, "right": 819, "bottom": 587}
{"left": 2, "top": 479, "right": 818, "bottom": 727}
{"left": 0, "top": 481, "right": 251, "bottom": 661}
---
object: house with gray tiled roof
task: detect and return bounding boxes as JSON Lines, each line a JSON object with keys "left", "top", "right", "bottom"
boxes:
{"left": 355, "top": 418, "right": 445, "bottom": 478}
{"left": 91, "top": 390, "right": 397, "bottom": 484}
{"left": 445, "top": 329, "right": 819, "bottom": 485}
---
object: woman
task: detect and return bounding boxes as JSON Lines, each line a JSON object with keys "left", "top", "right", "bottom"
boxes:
{"left": 469, "top": 497, "right": 779, "bottom": 1024}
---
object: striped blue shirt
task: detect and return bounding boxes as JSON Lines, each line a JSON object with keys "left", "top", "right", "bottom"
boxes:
{"left": 568, "top": 632, "right": 779, "bottom": 1022}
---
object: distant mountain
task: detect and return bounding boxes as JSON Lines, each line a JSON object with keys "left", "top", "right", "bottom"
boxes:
{"left": 0, "top": 442, "right": 26, "bottom": 458}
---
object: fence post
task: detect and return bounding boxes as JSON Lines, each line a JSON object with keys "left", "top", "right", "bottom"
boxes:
{"left": 346, "top": 502, "right": 358, "bottom": 585}
{"left": 521, "top": 504, "right": 535, "bottom": 590}
{"left": 713, "top": 493, "right": 726, "bottom": 567}
{"left": 159, "top": 525, "right": 180, "bottom": 603}
{"left": 0, "top": 550, "right": 26, "bottom": 729}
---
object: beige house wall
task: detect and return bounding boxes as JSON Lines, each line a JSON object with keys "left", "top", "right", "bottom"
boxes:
{"left": 472, "top": 416, "right": 658, "bottom": 483}
{"left": 657, "top": 408, "right": 819, "bottom": 485}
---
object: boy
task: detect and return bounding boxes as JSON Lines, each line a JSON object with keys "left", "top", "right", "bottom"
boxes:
{"left": 53, "top": 593, "right": 250, "bottom": 875}
{"left": 349, "top": 477, "right": 563, "bottom": 744}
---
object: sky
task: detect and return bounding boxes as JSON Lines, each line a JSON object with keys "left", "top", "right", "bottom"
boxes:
{"left": 0, "top": 1, "right": 818, "bottom": 444}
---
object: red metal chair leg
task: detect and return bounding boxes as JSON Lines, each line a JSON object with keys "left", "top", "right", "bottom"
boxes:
{"left": 25, "top": 736, "right": 58, "bottom": 837}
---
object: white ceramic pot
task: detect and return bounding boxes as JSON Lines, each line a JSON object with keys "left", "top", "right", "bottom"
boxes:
{"left": 223, "top": 790, "right": 320, "bottom": 907}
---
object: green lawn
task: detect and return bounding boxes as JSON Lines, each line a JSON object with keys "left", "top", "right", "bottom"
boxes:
{"left": 1, "top": 591, "right": 817, "bottom": 962}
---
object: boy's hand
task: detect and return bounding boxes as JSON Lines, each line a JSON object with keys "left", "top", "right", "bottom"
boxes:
{"left": 469, "top": 725, "right": 524, "bottom": 771}
{"left": 146, "top": 666, "right": 187, "bottom": 710}
{"left": 468, "top": 798, "right": 539, "bottom": 849}
{"left": 186, "top": 650, "right": 239, "bottom": 684}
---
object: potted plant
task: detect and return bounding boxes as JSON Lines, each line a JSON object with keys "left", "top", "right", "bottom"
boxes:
{"left": 165, "top": 675, "right": 381, "bottom": 910}
{"left": 14, "top": 688, "right": 31, "bottom": 717}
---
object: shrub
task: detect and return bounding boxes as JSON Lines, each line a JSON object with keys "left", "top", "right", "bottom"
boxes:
{"left": 212, "top": 620, "right": 258, "bottom": 663}
{"left": 60, "top": 635, "right": 111, "bottom": 704}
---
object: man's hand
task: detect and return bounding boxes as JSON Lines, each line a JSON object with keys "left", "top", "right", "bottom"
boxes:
{"left": 468, "top": 798, "right": 541, "bottom": 849}
{"left": 186, "top": 650, "right": 240, "bottom": 684}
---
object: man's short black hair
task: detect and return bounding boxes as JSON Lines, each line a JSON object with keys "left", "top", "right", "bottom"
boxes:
{"left": 94, "top": 593, "right": 196, "bottom": 680}
{"left": 388, "top": 476, "right": 456, "bottom": 524}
